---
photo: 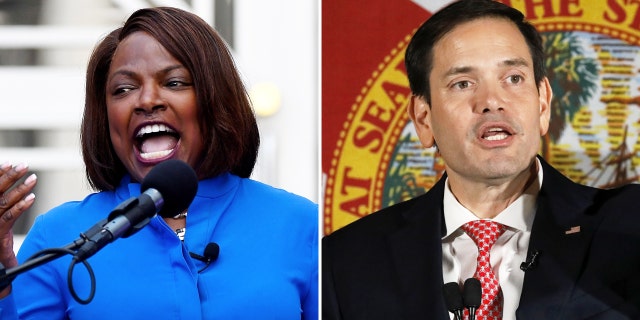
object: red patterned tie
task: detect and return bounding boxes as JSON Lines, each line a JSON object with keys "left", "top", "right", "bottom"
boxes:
{"left": 462, "top": 220, "right": 506, "bottom": 320}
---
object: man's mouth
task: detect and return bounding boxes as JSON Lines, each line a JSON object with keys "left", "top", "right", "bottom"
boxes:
{"left": 482, "top": 127, "right": 511, "bottom": 141}
{"left": 135, "top": 123, "right": 179, "bottom": 160}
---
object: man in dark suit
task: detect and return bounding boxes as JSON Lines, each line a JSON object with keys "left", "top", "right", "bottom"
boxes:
{"left": 322, "top": 1, "right": 640, "bottom": 319}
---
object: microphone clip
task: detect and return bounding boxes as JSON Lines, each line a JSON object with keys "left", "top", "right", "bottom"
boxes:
{"left": 520, "top": 249, "right": 541, "bottom": 271}
{"left": 189, "top": 242, "right": 220, "bottom": 273}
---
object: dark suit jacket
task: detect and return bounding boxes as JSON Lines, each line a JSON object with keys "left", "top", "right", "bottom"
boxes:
{"left": 323, "top": 157, "right": 640, "bottom": 319}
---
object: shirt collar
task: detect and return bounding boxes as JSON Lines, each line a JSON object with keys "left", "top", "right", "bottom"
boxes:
{"left": 442, "top": 158, "right": 543, "bottom": 239}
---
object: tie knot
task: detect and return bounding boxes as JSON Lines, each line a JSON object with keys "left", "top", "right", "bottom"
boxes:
{"left": 462, "top": 220, "right": 506, "bottom": 249}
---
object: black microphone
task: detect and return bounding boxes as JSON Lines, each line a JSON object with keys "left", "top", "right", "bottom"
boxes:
{"left": 189, "top": 242, "right": 220, "bottom": 273}
{"left": 463, "top": 278, "right": 481, "bottom": 320}
{"left": 520, "top": 249, "right": 541, "bottom": 271}
{"left": 442, "top": 282, "right": 464, "bottom": 320}
{"left": 74, "top": 160, "right": 198, "bottom": 262}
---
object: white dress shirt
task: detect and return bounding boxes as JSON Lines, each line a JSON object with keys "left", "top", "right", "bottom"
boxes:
{"left": 441, "top": 159, "right": 543, "bottom": 319}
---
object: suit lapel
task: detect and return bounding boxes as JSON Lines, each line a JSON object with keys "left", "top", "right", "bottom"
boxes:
{"left": 517, "top": 158, "right": 598, "bottom": 317}
{"left": 380, "top": 158, "right": 600, "bottom": 318}
{"left": 386, "top": 177, "right": 450, "bottom": 319}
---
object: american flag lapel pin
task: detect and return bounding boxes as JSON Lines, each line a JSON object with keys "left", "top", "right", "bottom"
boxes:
{"left": 565, "top": 226, "right": 581, "bottom": 234}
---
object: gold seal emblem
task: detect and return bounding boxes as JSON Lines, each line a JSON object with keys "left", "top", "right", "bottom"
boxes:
{"left": 324, "top": 1, "right": 640, "bottom": 234}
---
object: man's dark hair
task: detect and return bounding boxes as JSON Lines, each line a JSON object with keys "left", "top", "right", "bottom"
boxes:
{"left": 405, "top": 0, "right": 546, "bottom": 104}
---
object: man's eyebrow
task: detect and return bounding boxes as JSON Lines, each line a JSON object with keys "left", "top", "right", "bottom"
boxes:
{"left": 443, "top": 65, "right": 474, "bottom": 78}
{"left": 500, "top": 57, "right": 529, "bottom": 68}
{"left": 442, "top": 58, "right": 530, "bottom": 78}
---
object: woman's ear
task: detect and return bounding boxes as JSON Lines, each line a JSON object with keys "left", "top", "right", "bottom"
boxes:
{"left": 407, "top": 95, "right": 436, "bottom": 148}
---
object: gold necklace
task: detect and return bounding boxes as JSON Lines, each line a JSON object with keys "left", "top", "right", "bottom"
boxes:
{"left": 172, "top": 211, "right": 188, "bottom": 219}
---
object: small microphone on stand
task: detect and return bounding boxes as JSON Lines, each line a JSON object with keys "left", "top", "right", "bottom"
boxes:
{"left": 189, "top": 242, "right": 220, "bottom": 273}
{"left": 442, "top": 282, "right": 464, "bottom": 320}
{"left": 463, "top": 278, "right": 481, "bottom": 320}
{"left": 520, "top": 249, "right": 541, "bottom": 271}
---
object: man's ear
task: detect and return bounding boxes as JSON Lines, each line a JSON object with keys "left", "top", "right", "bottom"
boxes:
{"left": 407, "top": 95, "right": 436, "bottom": 148}
{"left": 538, "top": 77, "right": 552, "bottom": 136}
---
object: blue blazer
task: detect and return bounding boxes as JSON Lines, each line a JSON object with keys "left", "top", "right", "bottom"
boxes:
{"left": 322, "top": 157, "right": 640, "bottom": 319}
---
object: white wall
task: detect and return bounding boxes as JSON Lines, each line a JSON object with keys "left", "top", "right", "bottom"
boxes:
{"left": 234, "top": 0, "right": 319, "bottom": 202}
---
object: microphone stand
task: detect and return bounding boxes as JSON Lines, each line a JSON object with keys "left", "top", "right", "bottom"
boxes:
{"left": 0, "top": 239, "right": 85, "bottom": 286}
{"left": 0, "top": 229, "right": 101, "bottom": 304}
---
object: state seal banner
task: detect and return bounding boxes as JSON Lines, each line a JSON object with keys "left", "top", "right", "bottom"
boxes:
{"left": 322, "top": 0, "right": 640, "bottom": 235}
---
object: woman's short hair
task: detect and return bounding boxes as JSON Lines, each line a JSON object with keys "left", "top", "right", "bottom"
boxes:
{"left": 82, "top": 7, "right": 259, "bottom": 191}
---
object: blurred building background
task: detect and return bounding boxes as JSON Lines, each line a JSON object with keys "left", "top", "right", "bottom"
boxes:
{"left": 0, "top": 0, "right": 319, "bottom": 247}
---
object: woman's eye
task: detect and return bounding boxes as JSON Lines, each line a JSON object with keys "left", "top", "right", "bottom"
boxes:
{"left": 113, "top": 87, "right": 132, "bottom": 95}
{"left": 166, "top": 80, "right": 192, "bottom": 88}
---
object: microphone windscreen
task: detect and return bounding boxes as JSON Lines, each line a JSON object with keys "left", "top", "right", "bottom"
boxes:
{"left": 463, "top": 278, "right": 482, "bottom": 307}
{"left": 141, "top": 159, "right": 198, "bottom": 218}
{"left": 442, "top": 282, "right": 463, "bottom": 311}
{"left": 204, "top": 242, "right": 220, "bottom": 261}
